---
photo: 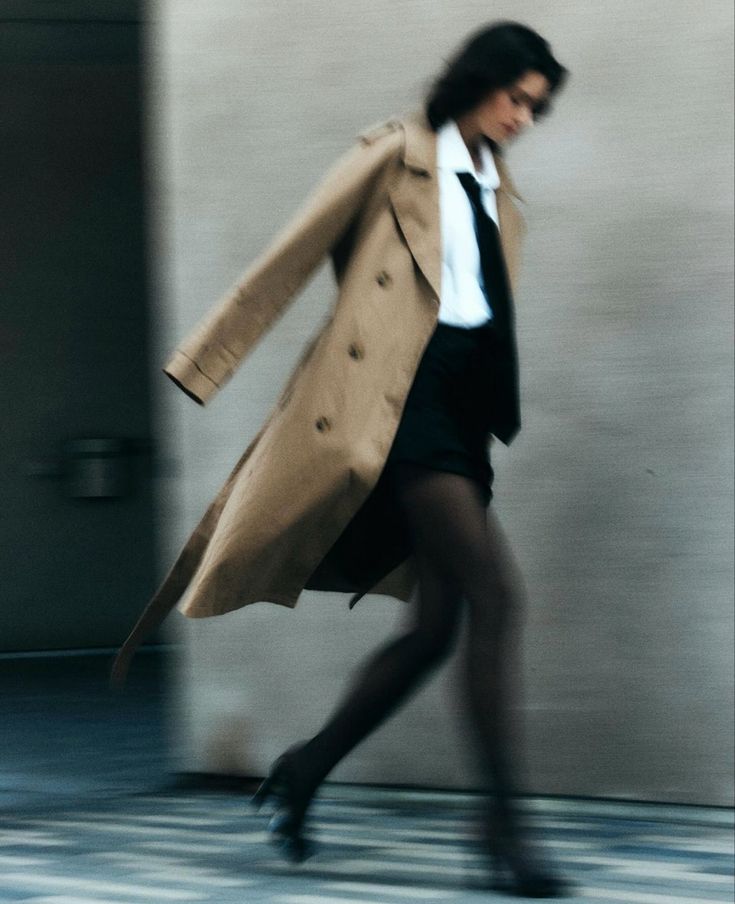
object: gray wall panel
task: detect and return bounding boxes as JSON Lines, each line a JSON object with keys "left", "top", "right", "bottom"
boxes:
{"left": 147, "top": 0, "right": 734, "bottom": 804}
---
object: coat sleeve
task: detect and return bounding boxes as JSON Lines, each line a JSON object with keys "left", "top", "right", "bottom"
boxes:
{"left": 164, "top": 124, "right": 404, "bottom": 405}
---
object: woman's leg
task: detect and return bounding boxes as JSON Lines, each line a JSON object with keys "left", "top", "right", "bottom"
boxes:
{"left": 292, "top": 481, "right": 465, "bottom": 795}
{"left": 263, "top": 460, "right": 565, "bottom": 887}
{"left": 295, "top": 461, "right": 521, "bottom": 796}
{"left": 296, "top": 460, "right": 520, "bottom": 783}
{"left": 388, "top": 465, "right": 567, "bottom": 893}
{"left": 256, "top": 462, "right": 469, "bottom": 862}
{"left": 386, "top": 465, "right": 526, "bottom": 813}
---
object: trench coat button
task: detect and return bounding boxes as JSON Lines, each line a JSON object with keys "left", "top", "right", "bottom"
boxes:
{"left": 348, "top": 343, "right": 363, "bottom": 360}
{"left": 315, "top": 416, "right": 331, "bottom": 432}
{"left": 376, "top": 270, "right": 391, "bottom": 287}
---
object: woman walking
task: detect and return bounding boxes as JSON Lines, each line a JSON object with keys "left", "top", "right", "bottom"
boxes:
{"left": 114, "top": 19, "right": 569, "bottom": 898}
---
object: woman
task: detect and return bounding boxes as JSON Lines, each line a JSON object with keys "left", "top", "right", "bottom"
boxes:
{"left": 114, "top": 19, "right": 569, "bottom": 899}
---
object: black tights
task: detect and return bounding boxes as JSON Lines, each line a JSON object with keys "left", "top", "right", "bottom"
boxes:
{"left": 295, "top": 462, "right": 527, "bottom": 833}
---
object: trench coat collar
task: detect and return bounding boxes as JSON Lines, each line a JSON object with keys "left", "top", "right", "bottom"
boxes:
{"left": 391, "top": 111, "right": 525, "bottom": 302}
{"left": 401, "top": 110, "right": 525, "bottom": 202}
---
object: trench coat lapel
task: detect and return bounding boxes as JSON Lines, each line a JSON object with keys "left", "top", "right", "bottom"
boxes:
{"left": 388, "top": 114, "right": 442, "bottom": 301}
{"left": 390, "top": 113, "right": 525, "bottom": 303}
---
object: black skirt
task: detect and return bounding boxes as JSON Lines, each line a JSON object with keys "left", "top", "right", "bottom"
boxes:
{"left": 304, "top": 321, "right": 497, "bottom": 594}
{"left": 385, "top": 320, "right": 496, "bottom": 504}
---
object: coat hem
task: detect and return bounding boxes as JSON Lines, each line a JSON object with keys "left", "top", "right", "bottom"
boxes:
{"left": 178, "top": 582, "right": 416, "bottom": 619}
{"left": 180, "top": 591, "right": 301, "bottom": 618}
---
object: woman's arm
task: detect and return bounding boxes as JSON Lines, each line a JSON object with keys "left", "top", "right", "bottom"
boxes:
{"left": 164, "top": 123, "right": 404, "bottom": 405}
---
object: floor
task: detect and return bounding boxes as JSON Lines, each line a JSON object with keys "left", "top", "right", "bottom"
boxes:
{"left": 1, "top": 650, "right": 733, "bottom": 904}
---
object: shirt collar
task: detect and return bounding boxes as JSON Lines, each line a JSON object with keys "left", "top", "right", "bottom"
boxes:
{"left": 437, "top": 119, "right": 500, "bottom": 191}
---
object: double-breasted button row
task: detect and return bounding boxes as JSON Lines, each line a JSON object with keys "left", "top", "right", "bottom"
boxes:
{"left": 315, "top": 339, "right": 365, "bottom": 433}
{"left": 376, "top": 270, "right": 392, "bottom": 287}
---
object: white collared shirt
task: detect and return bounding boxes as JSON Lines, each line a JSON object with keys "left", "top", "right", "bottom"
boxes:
{"left": 436, "top": 119, "right": 500, "bottom": 327}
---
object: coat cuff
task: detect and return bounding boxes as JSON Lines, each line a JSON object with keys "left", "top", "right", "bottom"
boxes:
{"left": 163, "top": 350, "right": 223, "bottom": 405}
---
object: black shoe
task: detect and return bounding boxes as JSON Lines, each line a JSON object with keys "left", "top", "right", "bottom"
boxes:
{"left": 251, "top": 744, "right": 315, "bottom": 863}
{"left": 480, "top": 799, "right": 573, "bottom": 898}
{"left": 487, "top": 842, "right": 572, "bottom": 898}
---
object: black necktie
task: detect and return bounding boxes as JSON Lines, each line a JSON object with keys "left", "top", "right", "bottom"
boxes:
{"left": 456, "top": 171, "right": 520, "bottom": 445}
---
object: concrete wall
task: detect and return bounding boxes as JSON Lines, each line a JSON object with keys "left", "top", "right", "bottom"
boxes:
{"left": 146, "top": 1, "right": 734, "bottom": 804}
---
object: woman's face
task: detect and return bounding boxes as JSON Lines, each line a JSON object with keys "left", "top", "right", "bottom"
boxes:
{"left": 467, "top": 70, "right": 552, "bottom": 145}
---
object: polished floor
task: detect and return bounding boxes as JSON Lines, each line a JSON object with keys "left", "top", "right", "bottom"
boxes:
{"left": 1, "top": 650, "right": 733, "bottom": 903}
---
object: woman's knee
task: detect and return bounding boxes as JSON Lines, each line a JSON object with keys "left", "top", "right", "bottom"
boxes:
{"left": 469, "top": 563, "right": 527, "bottom": 631}
{"left": 411, "top": 606, "right": 462, "bottom": 666}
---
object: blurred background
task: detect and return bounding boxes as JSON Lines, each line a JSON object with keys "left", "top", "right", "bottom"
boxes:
{"left": 1, "top": 0, "right": 733, "bottom": 813}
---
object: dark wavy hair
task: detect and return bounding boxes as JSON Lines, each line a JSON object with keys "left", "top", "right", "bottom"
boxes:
{"left": 426, "top": 21, "right": 568, "bottom": 141}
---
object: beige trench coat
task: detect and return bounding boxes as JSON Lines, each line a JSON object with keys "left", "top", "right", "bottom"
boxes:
{"left": 114, "top": 111, "right": 527, "bottom": 676}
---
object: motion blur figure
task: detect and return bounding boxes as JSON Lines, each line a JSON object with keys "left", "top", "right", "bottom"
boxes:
{"left": 248, "top": 24, "right": 570, "bottom": 898}
{"left": 116, "top": 19, "right": 570, "bottom": 899}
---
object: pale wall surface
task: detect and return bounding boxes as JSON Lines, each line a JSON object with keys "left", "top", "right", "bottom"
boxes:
{"left": 145, "top": 1, "right": 734, "bottom": 804}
